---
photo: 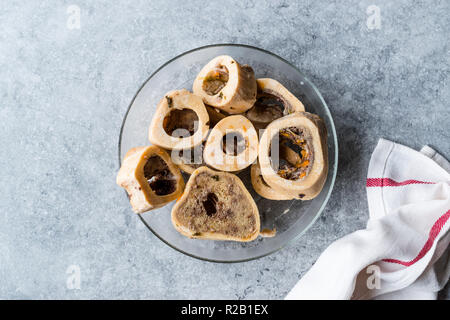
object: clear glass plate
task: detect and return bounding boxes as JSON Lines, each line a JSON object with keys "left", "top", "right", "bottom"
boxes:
{"left": 118, "top": 44, "right": 338, "bottom": 262}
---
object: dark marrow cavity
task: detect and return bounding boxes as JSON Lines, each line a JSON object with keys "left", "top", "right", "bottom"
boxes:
{"left": 246, "top": 92, "right": 285, "bottom": 124}
{"left": 269, "top": 127, "right": 312, "bottom": 180}
{"left": 221, "top": 132, "right": 246, "bottom": 156}
{"left": 203, "top": 192, "right": 218, "bottom": 216}
{"left": 144, "top": 156, "right": 176, "bottom": 195}
{"left": 163, "top": 108, "right": 199, "bottom": 137}
{"left": 202, "top": 65, "right": 229, "bottom": 96}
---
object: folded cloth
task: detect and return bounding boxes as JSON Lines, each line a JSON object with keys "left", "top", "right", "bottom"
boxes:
{"left": 285, "top": 138, "right": 450, "bottom": 300}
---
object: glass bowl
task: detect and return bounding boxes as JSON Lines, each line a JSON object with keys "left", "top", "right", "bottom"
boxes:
{"left": 118, "top": 44, "right": 338, "bottom": 262}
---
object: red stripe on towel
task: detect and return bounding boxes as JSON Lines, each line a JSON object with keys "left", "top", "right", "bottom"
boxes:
{"left": 383, "top": 210, "right": 450, "bottom": 266}
{"left": 366, "top": 178, "right": 436, "bottom": 187}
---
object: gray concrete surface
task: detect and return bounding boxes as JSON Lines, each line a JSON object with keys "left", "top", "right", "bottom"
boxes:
{"left": 1, "top": 0, "right": 449, "bottom": 299}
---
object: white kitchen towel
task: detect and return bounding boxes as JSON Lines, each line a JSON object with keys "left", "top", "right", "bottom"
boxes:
{"left": 285, "top": 138, "right": 450, "bottom": 300}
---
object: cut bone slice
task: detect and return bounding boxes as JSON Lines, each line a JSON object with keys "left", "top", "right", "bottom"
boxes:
{"left": 171, "top": 167, "right": 260, "bottom": 242}
{"left": 148, "top": 89, "right": 209, "bottom": 150}
{"left": 258, "top": 112, "right": 328, "bottom": 200}
{"left": 250, "top": 161, "right": 294, "bottom": 200}
{"left": 116, "top": 146, "right": 184, "bottom": 213}
{"left": 193, "top": 55, "right": 257, "bottom": 114}
{"left": 245, "top": 78, "right": 305, "bottom": 129}
{"left": 203, "top": 115, "right": 258, "bottom": 172}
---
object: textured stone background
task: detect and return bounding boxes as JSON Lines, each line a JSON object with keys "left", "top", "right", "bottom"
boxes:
{"left": 1, "top": 0, "right": 448, "bottom": 299}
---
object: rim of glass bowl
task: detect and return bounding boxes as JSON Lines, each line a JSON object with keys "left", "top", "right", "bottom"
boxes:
{"left": 118, "top": 43, "right": 338, "bottom": 263}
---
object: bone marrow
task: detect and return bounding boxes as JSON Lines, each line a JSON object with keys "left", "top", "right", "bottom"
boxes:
{"left": 258, "top": 112, "right": 328, "bottom": 200}
{"left": 116, "top": 146, "right": 185, "bottom": 213}
{"left": 202, "top": 65, "right": 229, "bottom": 95}
{"left": 245, "top": 78, "right": 305, "bottom": 129}
{"left": 149, "top": 89, "right": 209, "bottom": 150}
{"left": 203, "top": 115, "right": 258, "bottom": 172}
{"left": 193, "top": 55, "right": 257, "bottom": 114}
{"left": 163, "top": 108, "right": 198, "bottom": 136}
{"left": 250, "top": 161, "right": 294, "bottom": 200}
{"left": 144, "top": 155, "right": 176, "bottom": 195}
{"left": 171, "top": 167, "right": 260, "bottom": 242}
{"left": 275, "top": 127, "right": 313, "bottom": 180}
